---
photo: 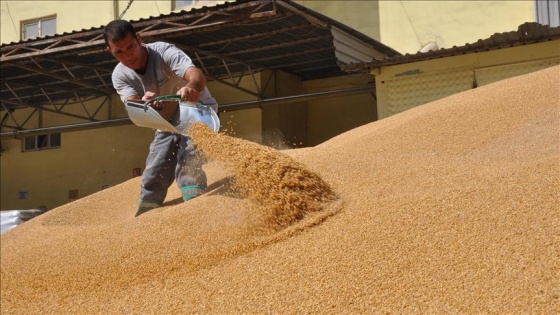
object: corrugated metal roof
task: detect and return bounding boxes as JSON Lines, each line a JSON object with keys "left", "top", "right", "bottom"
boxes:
{"left": 342, "top": 22, "right": 560, "bottom": 73}
{"left": 0, "top": 0, "right": 400, "bottom": 124}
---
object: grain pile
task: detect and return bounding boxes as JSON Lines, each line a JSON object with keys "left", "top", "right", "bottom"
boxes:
{"left": 1, "top": 65, "right": 559, "bottom": 314}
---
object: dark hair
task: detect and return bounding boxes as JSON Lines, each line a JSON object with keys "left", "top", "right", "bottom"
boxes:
{"left": 103, "top": 20, "right": 136, "bottom": 46}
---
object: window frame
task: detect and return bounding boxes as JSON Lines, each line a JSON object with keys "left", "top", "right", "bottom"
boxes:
{"left": 172, "top": 0, "right": 197, "bottom": 10}
{"left": 21, "top": 15, "right": 57, "bottom": 40}
{"left": 535, "top": 0, "right": 560, "bottom": 27}
{"left": 22, "top": 133, "right": 61, "bottom": 152}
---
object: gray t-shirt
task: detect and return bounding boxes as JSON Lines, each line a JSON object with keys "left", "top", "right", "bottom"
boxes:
{"left": 112, "top": 41, "right": 217, "bottom": 109}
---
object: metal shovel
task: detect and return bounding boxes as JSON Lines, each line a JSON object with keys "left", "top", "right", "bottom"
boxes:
{"left": 125, "top": 95, "right": 220, "bottom": 135}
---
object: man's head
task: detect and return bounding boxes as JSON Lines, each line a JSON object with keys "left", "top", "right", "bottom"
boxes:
{"left": 103, "top": 20, "right": 147, "bottom": 71}
{"left": 103, "top": 19, "right": 136, "bottom": 46}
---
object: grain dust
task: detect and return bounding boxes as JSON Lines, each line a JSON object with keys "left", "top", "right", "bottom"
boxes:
{"left": 188, "top": 122, "right": 338, "bottom": 230}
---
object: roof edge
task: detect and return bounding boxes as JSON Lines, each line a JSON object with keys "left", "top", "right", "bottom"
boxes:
{"left": 342, "top": 22, "right": 560, "bottom": 72}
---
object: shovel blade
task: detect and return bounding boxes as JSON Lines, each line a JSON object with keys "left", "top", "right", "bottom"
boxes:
{"left": 125, "top": 100, "right": 220, "bottom": 135}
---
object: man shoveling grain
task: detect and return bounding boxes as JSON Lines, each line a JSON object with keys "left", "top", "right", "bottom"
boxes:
{"left": 103, "top": 20, "right": 219, "bottom": 216}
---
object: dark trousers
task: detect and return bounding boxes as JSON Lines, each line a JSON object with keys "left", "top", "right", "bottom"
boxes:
{"left": 139, "top": 131, "right": 207, "bottom": 209}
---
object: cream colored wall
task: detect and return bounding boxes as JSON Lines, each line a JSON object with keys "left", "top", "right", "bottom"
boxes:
{"left": 113, "top": 0, "right": 169, "bottom": 21}
{"left": 209, "top": 70, "right": 307, "bottom": 147}
{"left": 378, "top": 1, "right": 535, "bottom": 54}
{"left": 295, "top": 1, "right": 381, "bottom": 40}
{"left": 0, "top": 0, "right": 226, "bottom": 44}
{"left": 207, "top": 74, "right": 264, "bottom": 144}
{"left": 0, "top": 125, "right": 154, "bottom": 210}
{"left": 260, "top": 70, "right": 308, "bottom": 149}
{"left": 304, "top": 74, "right": 377, "bottom": 146}
{"left": 1, "top": 1, "right": 113, "bottom": 44}
{"left": 115, "top": 0, "right": 226, "bottom": 20}
{"left": 375, "top": 40, "right": 560, "bottom": 119}
{"left": 104, "top": 0, "right": 226, "bottom": 23}
{"left": 296, "top": 1, "right": 535, "bottom": 55}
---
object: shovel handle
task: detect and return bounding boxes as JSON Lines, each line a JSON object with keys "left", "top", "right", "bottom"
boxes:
{"left": 155, "top": 95, "right": 181, "bottom": 101}
{"left": 141, "top": 96, "right": 179, "bottom": 113}
{"left": 155, "top": 95, "right": 205, "bottom": 107}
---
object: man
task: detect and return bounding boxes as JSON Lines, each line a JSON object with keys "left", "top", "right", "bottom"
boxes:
{"left": 103, "top": 19, "right": 218, "bottom": 216}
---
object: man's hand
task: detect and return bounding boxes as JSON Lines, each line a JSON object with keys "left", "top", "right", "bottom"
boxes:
{"left": 177, "top": 86, "right": 200, "bottom": 103}
{"left": 142, "top": 91, "right": 167, "bottom": 110}
{"left": 140, "top": 91, "right": 179, "bottom": 120}
{"left": 142, "top": 91, "right": 156, "bottom": 101}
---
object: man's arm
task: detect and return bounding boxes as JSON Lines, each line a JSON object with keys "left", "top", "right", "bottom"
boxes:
{"left": 143, "top": 66, "right": 204, "bottom": 110}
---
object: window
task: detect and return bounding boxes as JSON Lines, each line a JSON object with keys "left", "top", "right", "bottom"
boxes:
{"left": 18, "top": 191, "right": 28, "bottom": 200}
{"left": 23, "top": 133, "right": 61, "bottom": 152}
{"left": 536, "top": 0, "right": 560, "bottom": 27}
{"left": 173, "top": 0, "right": 196, "bottom": 10}
{"left": 68, "top": 190, "right": 79, "bottom": 200}
{"left": 22, "top": 16, "right": 56, "bottom": 40}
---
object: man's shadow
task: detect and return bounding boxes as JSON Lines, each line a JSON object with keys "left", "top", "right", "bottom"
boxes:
{"left": 163, "top": 176, "right": 244, "bottom": 206}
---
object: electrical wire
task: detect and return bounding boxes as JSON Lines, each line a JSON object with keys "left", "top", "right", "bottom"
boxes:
{"left": 399, "top": 0, "right": 422, "bottom": 48}
{"left": 3, "top": 1, "right": 19, "bottom": 40}
{"left": 153, "top": 0, "right": 161, "bottom": 15}
{"left": 119, "top": 0, "right": 134, "bottom": 19}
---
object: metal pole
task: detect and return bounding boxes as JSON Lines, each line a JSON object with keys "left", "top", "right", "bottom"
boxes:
{"left": 0, "top": 118, "right": 132, "bottom": 139}
{"left": 0, "top": 85, "right": 375, "bottom": 139}
{"left": 218, "top": 85, "right": 374, "bottom": 111}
